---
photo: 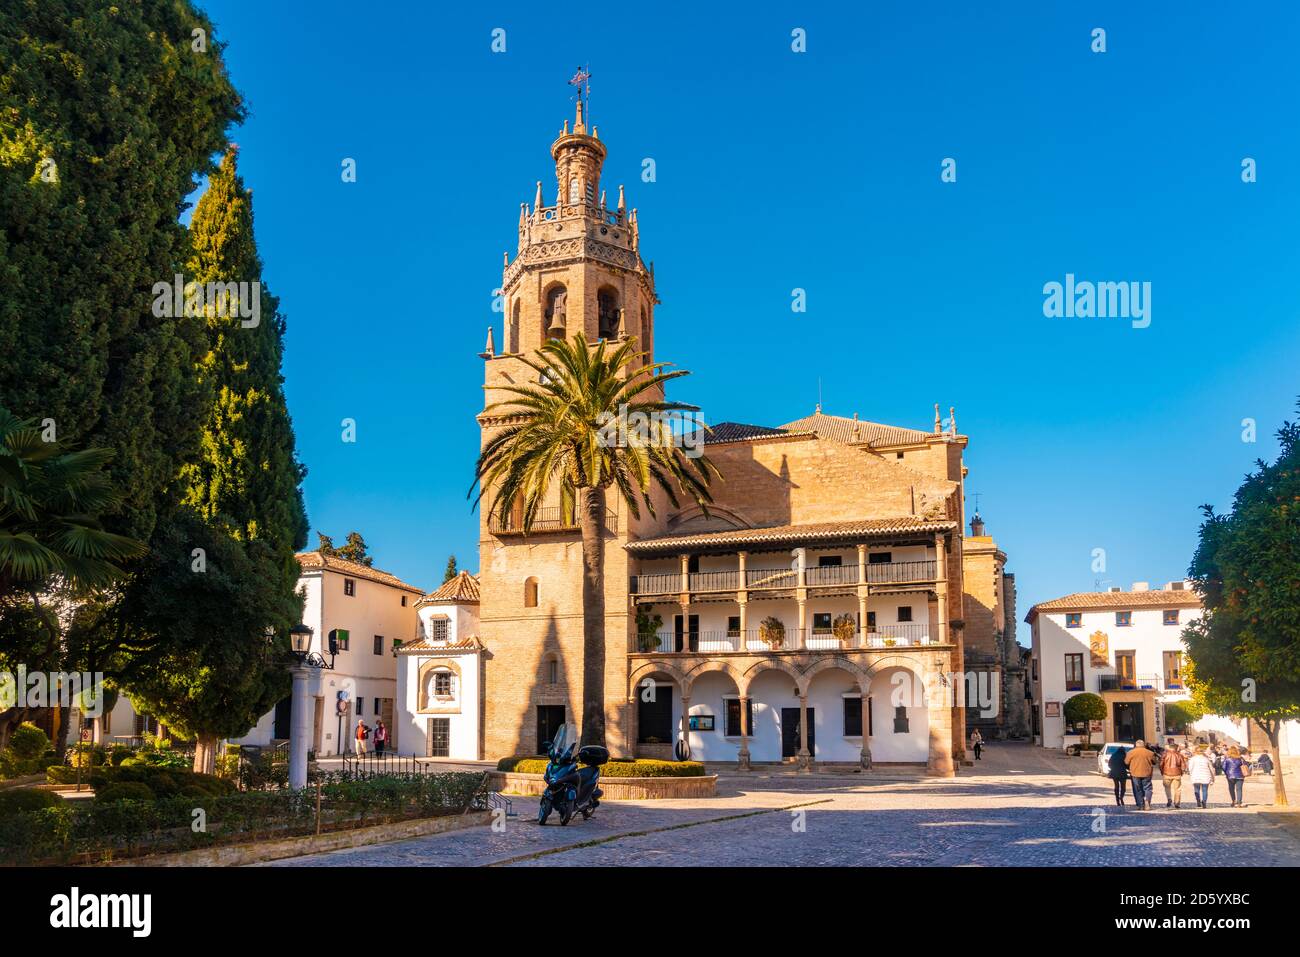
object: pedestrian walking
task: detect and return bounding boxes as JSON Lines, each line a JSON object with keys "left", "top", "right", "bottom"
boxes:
{"left": 1222, "top": 746, "right": 1248, "bottom": 807}
{"left": 354, "top": 719, "right": 369, "bottom": 756}
{"left": 1109, "top": 745, "right": 1131, "bottom": 806}
{"left": 374, "top": 719, "right": 388, "bottom": 756}
{"left": 970, "top": 729, "right": 984, "bottom": 761}
{"left": 1125, "top": 739, "right": 1157, "bottom": 810}
{"left": 1188, "top": 745, "right": 1215, "bottom": 808}
{"left": 1160, "top": 742, "right": 1187, "bottom": 809}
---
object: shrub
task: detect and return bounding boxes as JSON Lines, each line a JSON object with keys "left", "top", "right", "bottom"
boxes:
{"left": 9, "top": 724, "right": 50, "bottom": 760}
{"left": 1064, "top": 693, "right": 1107, "bottom": 747}
{"left": 495, "top": 756, "right": 705, "bottom": 777}
{"left": 96, "top": 782, "right": 155, "bottom": 803}
{"left": 0, "top": 789, "right": 64, "bottom": 816}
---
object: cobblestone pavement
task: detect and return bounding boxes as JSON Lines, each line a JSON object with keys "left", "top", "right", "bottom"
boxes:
{"left": 266, "top": 743, "right": 1300, "bottom": 867}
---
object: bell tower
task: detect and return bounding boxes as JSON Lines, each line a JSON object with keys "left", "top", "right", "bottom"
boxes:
{"left": 483, "top": 96, "right": 658, "bottom": 395}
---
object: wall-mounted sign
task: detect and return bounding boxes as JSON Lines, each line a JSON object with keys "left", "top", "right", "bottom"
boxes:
{"left": 1089, "top": 719, "right": 1103, "bottom": 733}
{"left": 1045, "top": 701, "right": 1060, "bottom": 718}
{"left": 1089, "top": 630, "right": 1109, "bottom": 667}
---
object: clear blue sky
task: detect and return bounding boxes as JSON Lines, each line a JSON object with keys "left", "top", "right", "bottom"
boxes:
{"left": 198, "top": 1, "right": 1300, "bottom": 644}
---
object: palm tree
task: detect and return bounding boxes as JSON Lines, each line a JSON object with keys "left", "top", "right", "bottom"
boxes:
{"left": 473, "top": 335, "right": 716, "bottom": 747}
{"left": 0, "top": 404, "right": 144, "bottom": 598}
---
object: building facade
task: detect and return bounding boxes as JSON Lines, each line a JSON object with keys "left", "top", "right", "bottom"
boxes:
{"left": 395, "top": 572, "right": 483, "bottom": 760}
{"left": 475, "top": 100, "right": 1019, "bottom": 775}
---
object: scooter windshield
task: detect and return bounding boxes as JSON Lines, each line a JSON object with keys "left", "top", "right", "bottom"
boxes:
{"left": 550, "top": 722, "right": 579, "bottom": 759}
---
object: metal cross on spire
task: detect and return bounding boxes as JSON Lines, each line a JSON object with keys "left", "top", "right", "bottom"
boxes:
{"left": 569, "top": 65, "right": 591, "bottom": 112}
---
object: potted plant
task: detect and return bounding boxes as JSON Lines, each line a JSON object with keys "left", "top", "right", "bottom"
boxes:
{"left": 758, "top": 616, "right": 785, "bottom": 649}
{"left": 832, "top": 613, "right": 856, "bottom": 646}
{"left": 636, "top": 610, "right": 663, "bottom": 652}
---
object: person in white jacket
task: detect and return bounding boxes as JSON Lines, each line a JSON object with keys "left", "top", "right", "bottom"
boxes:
{"left": 1187, "top": 746, "right": 1216, "bottom": 808}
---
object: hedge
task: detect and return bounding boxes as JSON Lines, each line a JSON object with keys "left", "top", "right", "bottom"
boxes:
{"left": 495, "top": 756, "right": 705, "bottom": 778}
{"left": 0, "top": 788, "right": 63, "bottom": 817}
{"left": 0, "top": 770, "right": 488, "bottom": 865}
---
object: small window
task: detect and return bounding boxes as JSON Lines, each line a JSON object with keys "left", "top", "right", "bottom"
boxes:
{"left": 897, "top": 606, "right": 913, "bottom": 623}
{"left": 374, "top": 698, "right": 381, "bottom": 716}
{"left": 344, "top": 578, "right": 356, "bottom": 597}
{"left": 1163, "top": 609, "right": 1179, "bottom": 626}
{"left": 433, "top": 672, "right": 452, "bottom": 697}
{"left": 333, "top": 630, "right": 350, "bottom": 652}
{"left": 401, "top": 595, "right": 407, "bottom": 607}
{"left": 843, "top": 697, "right": 862, "bottom": 736}
{"left": 727, "top": 616, "right": 740, "bottom": 637}
{"left": 568, "top": 177, "right": 580, "bottom": 204}
{"left": 868, "top": 552, "right": 892, "bottom": 564}
{"left": 1065, "top": 653, "right": 1084, "bottom": 692}
{"left": 813, "top": 612, "right": 832, "bottom": 631}
{"left": 893, "top": 706, "right": 909, "bottom": 734}
{"left": 429, "top": 618, "right": 449, "bottom": 642}
{"left": 373, "top": 635, "right": 383, "bottom": 655}
{"left": 1116, "top": 611, "right": 1132, "bottom": 627}
{"left": 896, "top": 452, "right": 904, "bottom": 459}
{"left": 356, "top": 696, "right": 365, "bottom": 716}
{"left": 687, "top": 555, "right": 700, "bottom": 574}
{"left": 1065, "top": 613, "right": 1082, "bottom": 628}
{"left": 818, "top": 555, "right": 842, "bottom": 567}
{"left": 725, "top": 698, "right": 754, "bottom": 737}
{"left": 545, "top": 658, "right": 558, "bottom": 684}
{"left": 866, "top": 611, "right": 877, "bottom": 629}
{"left": 1164, "top": 650, "right": 1184, "bottom": 689}
{"left": 524, "top": 577, "right": 539, "bottom": 608}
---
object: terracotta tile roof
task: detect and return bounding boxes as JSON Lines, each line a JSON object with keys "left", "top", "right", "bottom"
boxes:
{"left": 779, "top": 411, "right": 935, "bottom": 448}
{"left": 701, "top": 422, "right": 805, "bottom": 445}
{"left": 295, "top": 551, "right": 425, "bottom": 594}
{"left": 625, "top": 517, "right": 957, "bottom": 556}
{"left": 416, "top": 571, "right": 480, "bottom": 606}
{"left": 395, "top": 634, "right": 483, "bottom": 654}
{"left": 1025, "top": 588, "right": 1202, "bottom": 623}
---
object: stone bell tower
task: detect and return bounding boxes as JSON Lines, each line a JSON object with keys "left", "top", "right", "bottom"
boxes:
{"left": 483, "top": 96, "right": 658, "bottom": 385}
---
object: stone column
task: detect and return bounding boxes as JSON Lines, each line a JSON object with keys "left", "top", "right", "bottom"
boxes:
{"left": 679, "top": 553, "right": 691, "bottom": 653}
{"left": 796, "top": 599, "right": 807, "bottom": 651}
{"left": 857, "top": 544, "right": 869, "bottom": 648}
{"left": 858, "top": 679, "right": 872, "bottom": 769}
{"left": 679, "top": 694, "right": 692, "bottom": 761}
{"left": 737, "top": 695, "right": 751, "bottom": 770}
{"left": 737, "top": 551, "right": 749, "bottom": 651}
{"left": 289, "top": 662, "right": 313, "bottom": 790}
{"left": 797, "top": 693, "right": 811, "bottom": 770}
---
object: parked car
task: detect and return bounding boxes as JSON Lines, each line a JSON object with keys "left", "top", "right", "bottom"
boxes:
{"left": 1096, "top": 741, "right": 1134, "bottom": 775}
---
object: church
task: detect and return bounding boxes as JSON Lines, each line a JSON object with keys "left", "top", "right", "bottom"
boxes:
{"left": 404, "top": 96, "right": 1024, "bottom": 773}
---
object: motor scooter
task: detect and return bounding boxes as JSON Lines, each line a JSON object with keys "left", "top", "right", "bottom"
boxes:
{"left": 538, "top": 723, "right": 607, "bottom": 825}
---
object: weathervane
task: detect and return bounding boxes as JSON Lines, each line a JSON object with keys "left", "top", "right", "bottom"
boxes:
{"left": 569, "top": 65, "right": 591, "bottom": 113}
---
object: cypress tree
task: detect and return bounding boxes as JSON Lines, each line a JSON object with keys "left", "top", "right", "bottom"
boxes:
{"left": 121, "top": 150, "right": 309, "bottom": 773}
{"left": 0, "top": 0, "right": 244, "bottom": 543}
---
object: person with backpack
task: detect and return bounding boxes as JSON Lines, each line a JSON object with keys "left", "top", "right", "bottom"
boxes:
{"left": 1187, "top": 745, "right": 1215, "bottom": 808}
{"left": 1222, "top": 746, "right": 1249, "bottom": 808}
{"left": 1160, "top": 742, "right": 1187, "bottom": 809}
{"left": 1108, "top": 745, "right": 1130, "bottom": 807}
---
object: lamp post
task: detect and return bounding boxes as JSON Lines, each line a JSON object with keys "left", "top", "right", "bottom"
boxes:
{"left": 286, "top": 623, "right": 334, "bottom": 790}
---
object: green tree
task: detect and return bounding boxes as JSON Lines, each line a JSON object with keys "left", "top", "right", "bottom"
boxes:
{"left": 116, "top": 150, "right": 308, "bottom": 775}
{"left": 0, "top": 0, "right": 244, "bottom": 544}
{"left": 473, "top": 335, "right": 716, "bottom": 746}
{"left": 117, "top": 510, "right": 298, "bottom": 773}
{"left": 336, "top": 532, "right": 372, "bottom": 566}
{"left": 1063, "top": 693, "right": 1106, "bottom": 748}
{"left": 1184, "top": 407, "right": 1300, "bottom": 806}
{"left": 443, "top": 555, "right": 458, "bottom": 584}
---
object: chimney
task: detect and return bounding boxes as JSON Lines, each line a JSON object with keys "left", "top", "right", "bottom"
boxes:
{"left": 1165, "top": 581, "right": 1185, "bottom": 591}
{"left": 1131, "top": 582, "right": 1149, "bottom": 592}
{"left": 1108, "top": 586, "right": 1122, "bottom": 593}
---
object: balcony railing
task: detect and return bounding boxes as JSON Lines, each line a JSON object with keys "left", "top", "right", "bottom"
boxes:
{"left": 630, "top": 559, "right": 938, "bottom": 595}
{"left": 1096, "top": 673, "right": 1165, "bottom": 693}
{"left": 636, "top": 624, "right": 935, "bottom": 654}
{"left": 489, "top": 506, "right": 617, "bottom": 536}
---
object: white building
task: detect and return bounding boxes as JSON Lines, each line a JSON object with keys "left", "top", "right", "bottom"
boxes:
{"left": 238, "top": 552, "right": 424, "bottom": 756}
{"left": 1028, "top": 580, "right": 1300, "bottom": 755}
{"left": 394, "top": 572, "right": 482, "bottom": 760}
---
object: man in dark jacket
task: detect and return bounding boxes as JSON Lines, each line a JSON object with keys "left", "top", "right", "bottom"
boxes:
{"left": 1108, "top": 747, "right": 1130, "bottom": 806}
{"left": 1125, "top": 739, "right": 1157, "bottom": 810}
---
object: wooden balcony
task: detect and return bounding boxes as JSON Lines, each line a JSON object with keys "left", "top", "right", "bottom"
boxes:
{"left": 637, "top": 623, "right": 938, "bottom": 654}
{"left": 629, "top": 559, "right": 937, "bottom": 596}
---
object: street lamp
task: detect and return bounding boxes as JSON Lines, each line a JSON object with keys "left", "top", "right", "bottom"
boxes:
{"left": 284, "top": 623, "right": 334, "bottom": 790}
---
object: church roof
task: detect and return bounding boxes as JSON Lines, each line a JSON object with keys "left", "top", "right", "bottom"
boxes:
{"left": 417, "top": 571, "right": 480, "bottom": 606}
{"left": 778, "top": 411, "right": 934, "bottom": 448}
{"left": 295, "top": 551, "right": 425, "bottom": 594}
{"left": 396, "top": 634, "right": 484, "bottom": 655}
{"left": 625, "top": 517, "right": 957, "bottom": 556}
{"left": 697, "top": 411, "right": 936, "bottom": 450}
